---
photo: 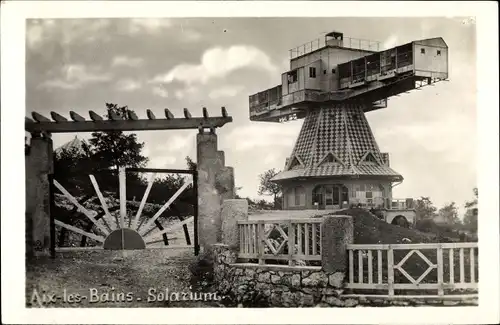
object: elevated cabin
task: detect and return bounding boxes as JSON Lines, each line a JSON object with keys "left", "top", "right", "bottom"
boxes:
{"left": 249, "top": 32, "right": 448, "bottom": 122}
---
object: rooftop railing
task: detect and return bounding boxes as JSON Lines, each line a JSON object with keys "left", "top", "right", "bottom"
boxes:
{"left": 289, "top": 36, "right": 381, "bottom": 59}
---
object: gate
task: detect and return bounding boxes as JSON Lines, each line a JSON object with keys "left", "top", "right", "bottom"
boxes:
{"left": 49, "top": 167, "right": 199, "bottom": 256}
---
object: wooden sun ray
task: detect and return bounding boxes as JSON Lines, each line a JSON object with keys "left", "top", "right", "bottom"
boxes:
{"left": 54, "top": 220, "right": 105, "bottom": 243}
{"left": 53, "top": 180, "right": 110, "bottom": 235}
{"left": 131, "top": 173, "right": 157, "bottom": 231}
{"left": 183, "top": 108, "right": 192, "bottom": 119}
{"left": 139, "top": 181, "right": 191, "bottom": 236}
{"left": 119, "top": 167, "right": 127, "bottom": 228}
{"left": 144, "top": 216, "right": 194, "bottom": 244}
{"left": 221, "top": 106, "right": 228, "bottom": 117}
{"left": 202, "top": 107, "right": 209, "bottom": 118}
{"left": 89, "top": 175, "right": 115, "bottom": 232}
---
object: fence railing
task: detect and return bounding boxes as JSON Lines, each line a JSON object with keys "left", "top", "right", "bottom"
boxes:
{"left": 345, "top": 243, "right": 478, "bottom": 299}
{"left": 238, "top": 219, "right": 322, "bottom": 265}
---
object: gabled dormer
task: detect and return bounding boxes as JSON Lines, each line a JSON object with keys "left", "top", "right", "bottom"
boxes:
{"left": 358, "top": 151, "right": 381, "bottom": 165}
{"left": 286, "top": 154, "right": 305, "bottom": 170}
{"left": 317, "top": 151, "right": 344, "bottom": 167}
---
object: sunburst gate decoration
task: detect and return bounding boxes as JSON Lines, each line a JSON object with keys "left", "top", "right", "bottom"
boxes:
{"left": 53, "top": 167, "right": 194, "bottom": 250}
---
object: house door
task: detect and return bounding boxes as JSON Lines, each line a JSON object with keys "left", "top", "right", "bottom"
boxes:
{"left": 325, "top": 185, "right": 340, "bottom": 210}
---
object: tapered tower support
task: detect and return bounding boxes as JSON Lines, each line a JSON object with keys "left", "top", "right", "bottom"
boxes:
{"left": 272, "top": 103, "right": 403, "bottom": 211}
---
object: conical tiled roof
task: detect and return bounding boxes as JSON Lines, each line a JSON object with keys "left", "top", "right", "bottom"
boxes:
{"left": 272, "top": 103, "right": 403, "bottom": 182}
{"left": 54, "top": 135, "right": 88, "bottom": 155}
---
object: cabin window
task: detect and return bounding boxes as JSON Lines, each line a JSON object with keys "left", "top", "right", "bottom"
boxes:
{"left": 437, "top": 50, "right": 441, "bottom": 56}
{"left": 288, "top": 70, "right": 298, "bottom": 84}
{"left": 309, "top": 67, "right": 316, "bottom": 78}
{"left": 420, "top": 48, "right": 426, "bottom": 54}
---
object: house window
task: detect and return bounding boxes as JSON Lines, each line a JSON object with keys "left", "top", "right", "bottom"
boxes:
{"left": 332, "top": 68, "right": 336, "bottom": 74}
{"left": 288, "top": 70, "right": 298, "bottom": 84}
{"left": 292, "top": 186, "right": 305, "bottom": 207}
{"left": 323, "top": 70, "right": 327, "bottom": 74}
{"left": 437, "top": 50, "right": 441, "bottom": 56}
{"left": 309, "top": 67, "right": 316, "bottom": 78}
{"left": 420, "top": 48, "right": 426, "bottom": 54}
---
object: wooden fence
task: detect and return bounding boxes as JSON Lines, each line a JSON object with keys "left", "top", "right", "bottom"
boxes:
{"left": 344, "top": 242, "right": 478, "bottom": 299}
{"left": 238, "top": 219, "right": 322, "bottom": 265}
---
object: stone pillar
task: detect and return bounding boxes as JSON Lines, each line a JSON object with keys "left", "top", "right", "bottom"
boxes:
{"left": 321, "top": 215, "right": 353, "bottom": 273}
{"left": 216, "top": 151, "right": 225, "bottom": 167}
{"left": 196, "top": 131, "right": 223, "bottom": 252}
{"left": 221, "top": 199, "right": 248, "bottom": 250}
{"left": 25, "top": 135, "right": 53, "bottom": 257}
{"left": 216, "top": 166, "right": 235, "bottom": 202}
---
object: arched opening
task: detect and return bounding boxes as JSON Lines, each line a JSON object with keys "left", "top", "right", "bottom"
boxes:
{"left": 391, "top": 215, "right": 409, "bottom": 228}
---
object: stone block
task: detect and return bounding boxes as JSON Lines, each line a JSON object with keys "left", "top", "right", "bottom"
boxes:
{"left": 329, "top": 272, "right": 345, "bottom": 288}
{"left": 321, "top": 215, "right": 354, "bottom": 273}
{"left": 221, "top": 199, "right": 248, "bottom": 250}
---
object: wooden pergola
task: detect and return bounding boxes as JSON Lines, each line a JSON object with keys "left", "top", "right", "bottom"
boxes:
{"left": 25, "top": 106, "right": 234, "bottom": 258}
{"left": 25, "top": 106, "right": 232, "bottom": 134}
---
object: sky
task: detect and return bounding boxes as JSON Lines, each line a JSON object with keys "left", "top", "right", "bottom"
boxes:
{"left": 25, "top": 17, "right": 477, "bottom": 213}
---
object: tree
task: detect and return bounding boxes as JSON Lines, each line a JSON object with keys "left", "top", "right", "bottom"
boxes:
{"left": 414, "top": 197, "right": 438, "bottom": 221}
{"left": 463, "top": 188, "right": 478, "bottom": 232}
{"left": 437, "top": 202, "right": 461, "bottom": 225}
{"left": 185, "top": 156, "right": 197, "bottom": 171}
{"left": 257, "top": 168, "right": 282, "bottom": 209}
{"left": 88, "top": 103, "right": 148, "bottom": 171}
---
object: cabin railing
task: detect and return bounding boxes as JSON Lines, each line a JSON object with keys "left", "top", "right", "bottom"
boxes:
{"left": 344, "top": 243, "right": 478, "bottom": 299}
{"left": 237, "top": 219, "right": 323, "bottom": 266}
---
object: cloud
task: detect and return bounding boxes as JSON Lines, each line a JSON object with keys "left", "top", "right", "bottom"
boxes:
{"left": 181, "top": 29, "right": 202, "bottom": 43}
{"left": 39, "top": 64, "right": 111, "bottom": 89}
{"left": 115, "top": 78, "right": 142, "bottom": 92}
{"left": 128, "top": 18, "right": 172, "bottom": 34}
{"left": 227, "top": 122, "right": 302, "bottom": 151}
{"left": 148, "top": 156, "right": 177, "bottom": 168}
{"left": 152, "top": 86, "right": 169, "bottom": 98}
{"left": 208, "top": 85, "right": 245, "bottom": 99}
{"left": 111, "top": 56, "right": 144, "bottom": 68}
{"left": 151, "top": 45, "right": 276, "bottom": 85}
{"left": 27, "top": 19, "right": 111, "bottom": 49}
{"left": 174, "top": 86, "right": 199, "bottom": 100}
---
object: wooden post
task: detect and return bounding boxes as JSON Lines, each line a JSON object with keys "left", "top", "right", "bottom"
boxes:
{"left": 387, "top": 246, "right": 395, "bottom": 297}
{"left": 288, "top": 220, "right": 295, "bottom": 266}
{"left": 258, "top": 220, "right": 264, "bottom": 265}
{"left": 437, "top": 245, "right": 444, "bottom": 296}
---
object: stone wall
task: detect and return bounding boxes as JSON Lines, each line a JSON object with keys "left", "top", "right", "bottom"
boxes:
{"left": 213, "top": 244, "right": 358, "bottom": 307}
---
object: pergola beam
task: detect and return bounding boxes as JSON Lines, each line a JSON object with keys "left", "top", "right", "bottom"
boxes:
{"left": 26, "top": 116, "right": 232, "bottom": 133}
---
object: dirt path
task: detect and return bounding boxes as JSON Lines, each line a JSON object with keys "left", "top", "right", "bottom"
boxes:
{"left": 26, "top": 248, "right": 221, "bottom": 308}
